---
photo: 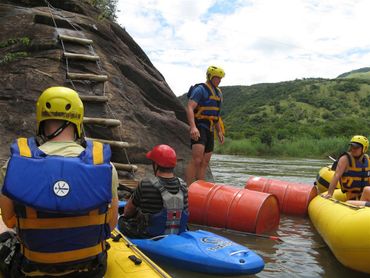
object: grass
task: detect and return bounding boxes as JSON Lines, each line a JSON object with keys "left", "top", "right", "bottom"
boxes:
{"left": 0, "top": 37, "right": 30, "bottom": 49}
{"left": 0, "top": 52, "right": 28, "bottom": 65}
{"left": 215, "top": 137, "right": 349, "bottom": 158}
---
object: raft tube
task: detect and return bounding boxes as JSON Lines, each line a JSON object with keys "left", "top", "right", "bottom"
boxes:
{"left": 245, "top": 176, "right": 317, "bottom": 216}
{"left": 315, "top": 166, "right": 340, "bottom": 194}
{"left": 308, "top": 190, "right": 370, "bottom": 274}
{"left": 188, "top": 180, "right": 280, "bottom": 233}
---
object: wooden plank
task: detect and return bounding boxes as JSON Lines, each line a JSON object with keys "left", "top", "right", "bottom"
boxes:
{"left": 79, "top": 95, "right": 108, "bottom": 103}
{"left": 83, "top": 117, "right": 121, "bottom": 127}
{"left": 119, "top": 179, "right": 139, "bottom": 188}
{"left": 59, "top": 34, "right": 93, "bottom": 45}
{"left": 85, "top": 137, "right": 131, "bottom": 148}
{"left": 113, "top": 163, "right": 138, "bottom": 172}
{"left": 67, "top": 73, "right": 108, "bottom": 82}
{"left": 64, "top": 52, "right": 100, "bottom": 61}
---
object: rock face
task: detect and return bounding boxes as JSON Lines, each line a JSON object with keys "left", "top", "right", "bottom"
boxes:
{"left": 0, "top": 0, "right": 191, "bottom": 178}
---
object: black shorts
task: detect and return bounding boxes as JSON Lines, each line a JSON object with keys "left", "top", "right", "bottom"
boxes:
{"left": 190, "top": 126, "right": 214, "bottom": 153}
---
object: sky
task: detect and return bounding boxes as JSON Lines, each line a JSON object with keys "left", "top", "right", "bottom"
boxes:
{"left": 116, "top": 0, "right": 370, "bottom": 96}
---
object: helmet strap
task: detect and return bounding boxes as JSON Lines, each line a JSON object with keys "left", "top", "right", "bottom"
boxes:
{"left": 152, "top": 162, "right": 159, "bottom": 176}
{"left": 44, "top": 121, "right": 71, "bottom": 140}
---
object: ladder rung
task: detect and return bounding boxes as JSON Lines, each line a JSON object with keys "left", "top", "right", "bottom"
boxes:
{"left": 83, "top": 117, "right": 121, "bottom": 127}
{"left": 64, "top": 52, "right": 100, "bottom": 61}
{"left": 59, "top": 34, "right": 93, "bottom": 45}
{"left": 113, "top": 163, "right": 138, "bottom": 172}
{"left": 85, "top": 137, "right": 131, "bottom": 148}
{"left": 79, "top": 95, "right": 108, "bottom": 102}
{"left": 119, "top": 179, "right": 139, "bottom": 188}
{"left": 67, "top": 73, "right": 108, "bottom": 82}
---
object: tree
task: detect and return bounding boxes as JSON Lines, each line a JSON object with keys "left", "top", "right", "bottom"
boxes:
{"left": 88, "top": 0, "right": 118, "bottom": 20}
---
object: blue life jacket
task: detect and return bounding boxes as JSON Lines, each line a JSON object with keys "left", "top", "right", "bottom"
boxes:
{"left": 340, "top": 152, "right": 370, "bottom": 194}
{"left": 145, "top": 177, "right": 188, "bottom": 237}
{"left": 2, "top": 137, "right": 112, "bottom": 265}
{"left": 187, "top": 82, "right": 222, "bottom": 131}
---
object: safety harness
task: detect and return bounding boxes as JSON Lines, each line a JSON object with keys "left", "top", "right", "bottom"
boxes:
{"left": 2, "top": 137, "right": 112, "bottom": 265}
{"left": 144, "top": 177, "right": 188, "bottom": 237}
{"left": 340, "top": 152, "right": 370, "bottom": 195}
{"left": 189, "top": 82, "right": 224, "bottom": 132}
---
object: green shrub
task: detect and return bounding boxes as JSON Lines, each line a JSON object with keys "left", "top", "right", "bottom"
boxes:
{"left": 0, "top": 52, "right": 28, "bottom": 65}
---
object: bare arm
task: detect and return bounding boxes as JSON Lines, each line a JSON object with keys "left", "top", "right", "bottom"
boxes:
{"left": 109, "top": 197, "right": 118, "bottom": 230}
{"left": 214, "top": 122, "right": 225, "bottom": 144}
{"left": 0, "top": 195, "right": 16, "bottom": 228}
{"left": 186, "top": 100, "right": 200, "bottom": 141}
{"left": 123, "top": 198, "right": 137, "bottom": 218}
{"left": 323, "top": 156, "right": 348, "bottom": 198}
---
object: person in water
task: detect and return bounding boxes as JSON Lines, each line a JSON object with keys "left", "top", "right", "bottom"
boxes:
{"left": 323, "top": 135, "right": 370, "bottom": 203}
{"left": 0, "top": 87, "right": 118, "bottom": 277}
{"left": 118, "top": 144, "right": 188, "bottom": 238}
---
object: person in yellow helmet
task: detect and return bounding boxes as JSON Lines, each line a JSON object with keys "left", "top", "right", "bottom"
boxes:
{"left": 185, "top": 66, "right": 225, "bottom": 185}
{"left": 323, "top": 135, "right": 370, "bottom": 202}
{"left": 0, "top": 87, "right": 118, "bottom": 277}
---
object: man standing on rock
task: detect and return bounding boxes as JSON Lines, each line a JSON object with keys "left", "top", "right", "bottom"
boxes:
{"left": 185, "top": 66, "right": 225, "bottom": 186}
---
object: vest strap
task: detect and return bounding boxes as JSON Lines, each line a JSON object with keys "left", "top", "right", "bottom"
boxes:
{"left": 21, "top": 242, "right": 105, "bottom": 264}
{"left": 18, "top": 208, "right": 111, "bottom": 229}
{"left": 92, "top": 141, "right": 104, "bottom": 165}
{"left": 17, "top": 138, "right": 32, "bottom": 157}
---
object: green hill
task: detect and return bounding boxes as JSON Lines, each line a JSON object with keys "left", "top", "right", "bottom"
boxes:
{"left": 337, "top": 67, "right": 370, "bottom": 79}
{"left": 179, "top": 70, "right": 370, "bottom": 157}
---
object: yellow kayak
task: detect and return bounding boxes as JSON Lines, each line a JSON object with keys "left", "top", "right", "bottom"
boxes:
{"left": 308, "top": 190, "right": 370, "bottom": 274}
{"left": 106, "top": 229, "right": 171, "bottom": 278}
{"left": 0, "top": 212, "right": 170, "bottom": 278}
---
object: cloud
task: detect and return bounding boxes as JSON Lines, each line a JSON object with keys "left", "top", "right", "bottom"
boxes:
{"left": 116, "top": 0, "right": 370, "bottom": 95}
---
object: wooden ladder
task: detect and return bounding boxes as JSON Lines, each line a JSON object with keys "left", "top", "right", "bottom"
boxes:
{"left": 58, "top": 34, "right": 139, "bottom": 187}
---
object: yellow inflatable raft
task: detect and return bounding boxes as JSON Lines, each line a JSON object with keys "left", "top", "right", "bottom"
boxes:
{"left": 308, "top": 190, "right": 370, "bottom": 274}
{"left": 315, "top": 165, "right": 340, "bottom": 193}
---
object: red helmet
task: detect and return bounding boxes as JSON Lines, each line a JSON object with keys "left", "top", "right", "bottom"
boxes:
{"left": 146, "top": 145, "right": 177, "bottom": 168}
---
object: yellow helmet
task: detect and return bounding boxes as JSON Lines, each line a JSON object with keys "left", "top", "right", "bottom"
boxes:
{"left": 36, "top": 87, "right": 84, "bottom": 138}
{"left": 206, "top": 66, "right": 225, "bottom": 81}
{"left": 350, "top": 135, "right": 369, "bottom": 153}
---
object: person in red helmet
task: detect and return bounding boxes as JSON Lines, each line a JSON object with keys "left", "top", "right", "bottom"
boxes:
{"left": 118, "top": 145, "right": 189, "bottom": 238}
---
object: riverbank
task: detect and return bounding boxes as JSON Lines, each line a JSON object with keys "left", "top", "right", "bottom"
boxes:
{"left": 215, "top": 137, "right": 348, "bottom": 158}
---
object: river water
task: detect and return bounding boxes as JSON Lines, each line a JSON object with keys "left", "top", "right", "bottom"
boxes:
{"left": 160, "top": 154, "right": 369, "bottom": 278}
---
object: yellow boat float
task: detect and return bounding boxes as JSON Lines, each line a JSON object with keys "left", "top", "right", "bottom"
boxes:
{"left": 309, "top": 189, "right": 370, "bottom": 274}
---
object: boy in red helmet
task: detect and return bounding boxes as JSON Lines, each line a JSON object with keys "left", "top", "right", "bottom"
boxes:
{"left": 118, "top": 145, "right": 189, "bottom": 238}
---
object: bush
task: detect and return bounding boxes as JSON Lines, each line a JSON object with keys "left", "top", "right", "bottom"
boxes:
{"left": 88, "top": 0, "right": 118, "bottom": 20}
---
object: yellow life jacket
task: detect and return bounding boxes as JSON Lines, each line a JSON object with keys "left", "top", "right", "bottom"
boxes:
{"left": 192, "top": 82, "right": 223, "bottom": 131}
{"left": 340, "top": 152, "right": 370, "bottom": 195}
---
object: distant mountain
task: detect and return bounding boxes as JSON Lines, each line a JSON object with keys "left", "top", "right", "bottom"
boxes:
{"left": 179, "top": 70, "right": 370, "bottom": 141}
{"left": 337, "top": 67, "right": 370, "bottom": 79}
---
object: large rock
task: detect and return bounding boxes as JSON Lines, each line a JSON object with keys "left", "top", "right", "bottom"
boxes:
{"left": 0, "top": 0, "right": 191, "bottom": 178}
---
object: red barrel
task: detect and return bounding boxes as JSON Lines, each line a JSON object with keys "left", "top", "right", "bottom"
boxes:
{"left": 189, "top": 180, "right": 280, "bottom": 233}
{"left": 245, "top": 176, "right": 317, "bottom": 216}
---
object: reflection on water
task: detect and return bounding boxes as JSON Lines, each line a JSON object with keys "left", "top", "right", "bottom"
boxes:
{"left": 160, "top": 155, "right": 369, "bottom": 278}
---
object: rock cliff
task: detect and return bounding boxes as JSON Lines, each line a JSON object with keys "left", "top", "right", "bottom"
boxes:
{"left": 0, "top": 0, "right": 191, "bottom": 178}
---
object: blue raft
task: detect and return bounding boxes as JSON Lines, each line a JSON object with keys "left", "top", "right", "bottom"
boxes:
{"left": 130, "top": 230, "right": 264, "bottom": 275}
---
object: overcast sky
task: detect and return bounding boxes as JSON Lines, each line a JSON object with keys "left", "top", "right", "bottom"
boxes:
{"left": 116, "top": 0, "right": 370, "bottom": 96}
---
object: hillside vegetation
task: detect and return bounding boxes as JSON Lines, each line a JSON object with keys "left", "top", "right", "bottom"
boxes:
{"left": 179, "top": 68, "right": 370, "bottom": 158}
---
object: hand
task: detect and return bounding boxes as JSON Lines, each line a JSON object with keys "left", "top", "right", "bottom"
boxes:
{"left": 321, "top": 192, "right": 332, "bottom": 199}
{"left": 217, "top": 130, "right": 224, "bottom": 144}
{"left": 190, "top": 126, "right": 200, "bottom": 141}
